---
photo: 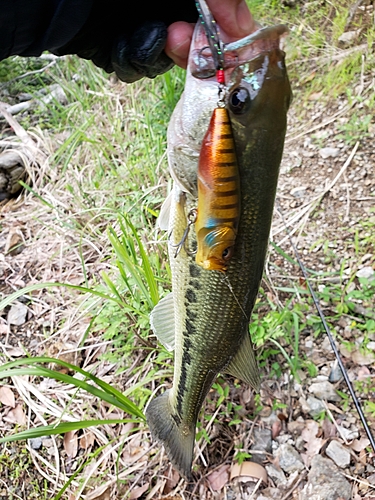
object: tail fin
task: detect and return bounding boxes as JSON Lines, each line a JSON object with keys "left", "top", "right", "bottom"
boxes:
{"left": 146, "top": 390, "right": 195, "bottom": 480}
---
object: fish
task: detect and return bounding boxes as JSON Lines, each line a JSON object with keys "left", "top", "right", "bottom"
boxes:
{"left": 195, "top": 106, "right": 240, "bottom": 272}
{"left": 146, "top": 20, "right": 292, "bottom": 479}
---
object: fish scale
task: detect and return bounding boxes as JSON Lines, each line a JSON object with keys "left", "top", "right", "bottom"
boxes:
{"left": 146, "top": 22, "right": 291, "bottom": 479}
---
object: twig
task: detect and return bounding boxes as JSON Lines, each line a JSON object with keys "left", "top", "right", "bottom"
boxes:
{"left": 342, "top": 472, "right": 375, "bottom": 489}
{"left": 289, "top": 43, "right": 368, "bottom": 66}
{"left": 285, "top": 76, "right": 373, "bottom": 144}
{"left": 285, "top": 104, "right": 351, "bottom": 144}
{"left": 274, "top": 141, "right": 359, "bottom": 239}
{"left": 322, "top": 401, "right": 350, "bottom": 445}
{"left": 3, "top": 59, "right": 57, "bottom": 84}
{"left": 280, "top": 471, "right": 307, "bottom": 500}
{"left": 249, "top": 477, "right": 263, "bottom": 499}
{"left": 345, "top": 0, "right": 365, "bottom": 29}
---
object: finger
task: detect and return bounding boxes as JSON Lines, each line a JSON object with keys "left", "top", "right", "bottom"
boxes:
{"left": 207, "top": 0, "right": 255, "bottom": 40}
{"left": 165, "top": 21, "right": 193, "bottom": 69}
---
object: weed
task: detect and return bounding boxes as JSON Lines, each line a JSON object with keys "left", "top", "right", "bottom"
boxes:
{"left": 233, "top": 447, "right": 252, "bottom": 465}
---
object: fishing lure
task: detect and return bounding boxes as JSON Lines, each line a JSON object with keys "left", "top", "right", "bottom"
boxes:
{"left": 194, "top": 106, "right": 240, "bottom": 271}
{"left": 194, "top": 0, "right": 240, "bottom": 272}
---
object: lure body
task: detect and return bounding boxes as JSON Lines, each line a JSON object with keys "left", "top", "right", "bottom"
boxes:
{"left": 195, "top": 107, "right": 240, "bottom": 271}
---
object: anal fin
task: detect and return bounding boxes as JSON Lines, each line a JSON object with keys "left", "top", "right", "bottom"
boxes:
{"left": 225, "top": 332, "right": 260, "bottom": 391}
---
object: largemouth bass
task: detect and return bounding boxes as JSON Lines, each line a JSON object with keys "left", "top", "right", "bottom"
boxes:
{"left": 146, "top": 20, "right": 291, "bottom": 479}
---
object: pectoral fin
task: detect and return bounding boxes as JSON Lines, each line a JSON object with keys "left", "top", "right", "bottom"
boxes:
{"left": 150, "top": 293, "right": 175, "bottom": 351}
{"left": 225, "top": 332, "right": 260, "bottom": 391}
{"left": 158, "top": 191, "right": 173, "bottom": 231}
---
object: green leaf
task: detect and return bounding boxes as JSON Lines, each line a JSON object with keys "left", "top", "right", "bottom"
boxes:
{"left": 0, "top": 357, "right": 145, "bottom": 420}
{"left": 0, "top": 419, "right": 136, "bottom": 443}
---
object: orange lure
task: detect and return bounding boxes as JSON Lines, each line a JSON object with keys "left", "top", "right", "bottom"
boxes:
{"left": 195, "top": 107, "right": 240, "bottom": 272}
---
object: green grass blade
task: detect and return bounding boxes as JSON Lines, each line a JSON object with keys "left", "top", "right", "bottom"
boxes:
{"left": 121, "top": 215, "right": 160, "bottom": 306}
{"left": 0, "top": 419, "right": 134, "bottom": 443}
{"left": 0, "top": 282, "right": 126, "bottom": 311}
{"left": 0, "top": 357, "right": 145, "bottom": 419}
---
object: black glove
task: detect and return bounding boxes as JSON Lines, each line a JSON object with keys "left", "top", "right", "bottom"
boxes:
{"left": 54, "top": 0, "right": 198, "bottom": 83}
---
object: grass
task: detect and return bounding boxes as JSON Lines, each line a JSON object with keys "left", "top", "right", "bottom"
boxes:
{"left": 1, "top": 0, "right": 375, "bottom": 495}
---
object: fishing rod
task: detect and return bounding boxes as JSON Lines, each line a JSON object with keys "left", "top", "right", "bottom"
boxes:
{"left": 276, "top": 202, "right": 375, "bottom": 453}
{"left": 195, "top": 0, "right": 374, "bottom": 454}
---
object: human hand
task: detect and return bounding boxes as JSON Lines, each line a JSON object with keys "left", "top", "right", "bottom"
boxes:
{"left": 54, "top": 0, "right": 254, "bottom": 82}
{"left": 54, "top": 1, "right": 197, "bottom": 83}
{"left": 165, "top": 0, "right": 256, "bottom": 69}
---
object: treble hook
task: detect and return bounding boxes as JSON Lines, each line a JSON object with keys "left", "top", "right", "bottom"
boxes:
{"left": 170, "top": 209, "right": 197, "bottom": 258}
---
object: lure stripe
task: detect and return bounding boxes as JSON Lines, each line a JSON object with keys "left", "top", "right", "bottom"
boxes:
{"left": 212, "top": 202, "right": 238, "bottom": 210}
{"left": 216, "top": 162, "right": 237, "bottom": 167}
{"left": 216, "top": 190, "right": 238, "bottom": 197}
{"left": 215, "top": 176, "right": 237, "bottom": 182}
{"left": 216, "top": 148, "right": 235, "bottom": 154}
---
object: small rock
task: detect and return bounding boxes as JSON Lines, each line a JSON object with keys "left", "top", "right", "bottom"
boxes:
{"left": 306, "top": 396, "right": 326, "bottom": 418}
{"left": 309, "top": 381, "right": 340, "bottom": 402}
{"left": 265, "top": 464, "right": 287, "bottom": 487}
{"left": 319, "top": 147, "right": 340, "bottom": 159}
{"left": 338, "top": 30, "right": 360, "bottom": 44}
{"left": 275, "top": 443, "right": 305, "bottom": 473}
{"left": 305, "top": 339, "right": 314, "bottom": 349}
{"left": 29, "top": 437, "right": 42, "bottom": 450}
{"left": 290, "top": 186, "right": 307, "bottom": 198}
{"left": 356, "top": 266, "right": 374, "bottom": 279}
{"left": 7, "top": 301, "right": 28, "bottom": 326}
{"left": 250, "top": 428, "right": 272, "bottom": 463}
{"left": 336, "top": 425, "right": 358, "bottom": 441}
{"left": 328, "top": 361, "right": 343, "bottom": 383}
{"left": 320, "top": 336, "right": 333, "bottom": 354}
{"left": 287, "top": 420, "right": 305, "bottom": 436}
{"left": 325, "top": 440, "right": 351, "bottom": 468}
{"left": 42, "top": 438, "right": 53, "bottom": 447}
{"left": 351, "top": 349, "right": 375, "bottom": 365}
{"left": 260, "top": 411, "right": 279, "bottom": 426}
{"left": 353, "top": 462, "right": 365, "bottom": 476}
{"left": 300, "top": 455, "right": 351, "bottom": 500}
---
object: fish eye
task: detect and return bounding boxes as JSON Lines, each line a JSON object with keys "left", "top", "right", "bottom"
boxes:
{"left": 222, "top": 247, "right": 234, "bottom": 261}
{"left": 229, "top": 87, "right": 251, "bottom": 114}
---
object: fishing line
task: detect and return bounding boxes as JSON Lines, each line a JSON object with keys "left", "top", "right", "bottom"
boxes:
{"left": 276, "top": 201, "right": 375, "bottom": 453}
{"left": 221, "top": 274, "right": 249, "bottom": 322}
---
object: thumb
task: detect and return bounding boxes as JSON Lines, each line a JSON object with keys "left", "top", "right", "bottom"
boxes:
{"left": 207, "top": 0, "right": 255, "bottom": 40}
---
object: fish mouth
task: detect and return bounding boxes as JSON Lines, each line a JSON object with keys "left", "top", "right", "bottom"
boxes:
{"left": 190, "top": 22, "right": 289, "bottom": 80}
